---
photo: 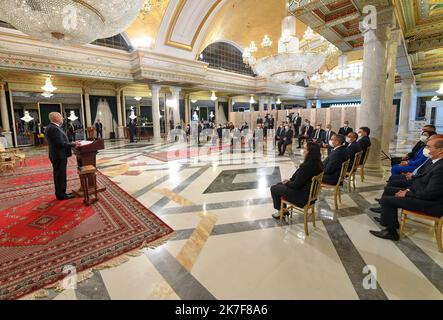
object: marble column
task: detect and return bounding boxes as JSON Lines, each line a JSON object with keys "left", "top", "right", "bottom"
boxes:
{"left": 259, "top": 96, "right": 265, "bottom": 114}
{"left": 359, "top": 11, "right": 392, "bottom": 174}
{"left": 84, "top": 89, "right": 92, "bottom": 128}
{"left": 214, "top": 99, "right": 219, "bottom": 125}
{"left": 306, "top": 100, "right": 313, "bottom": 108}
{"left": 398, "top": 79, "right": 414, "bottom": 137}
{"left": 116, "top": 90, "right": 124, "bottom": 138}
{"left": 381, "top": 30, "right": 401, "bottom": 153}
{"left": 184, "top": 94, "right": 190, "bottom": 125}
{"left": 171, "top": 87, "right": 181, "bottom": 127}
{"left": 122, "top": 92, "right": 127, "bottom": 127}
{"left": 151, "top": 85, "right": 161, "bottom": 140}
{"left": 0, "top": 82, "right": 10, "bottom": 132}
{"left": 228, "top": 97, "right": 233, "bottom": 121}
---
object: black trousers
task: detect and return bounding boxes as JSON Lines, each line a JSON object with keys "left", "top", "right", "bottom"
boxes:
{"left": 278, "top": 140, "right": 291, "bottom": 154}
{"left": 380, "top": 186, "right": 443, "bottom": 230}
{"left": 270, "top": 183, "right": 305, "bottom": 210}
{"left": 293, "top": 125, "right": 300, "bottom": 137}
{"left": 97, "top": 130, "right": 103, "bottom": 139}
{"left": 387, "top": 175, "right": 412, "bottom": 188}
{"left": 51, "top": 157, "right": 68, "bottom": 198}
{"left": 298, "top": 136, "right": 309, "bottom": 148}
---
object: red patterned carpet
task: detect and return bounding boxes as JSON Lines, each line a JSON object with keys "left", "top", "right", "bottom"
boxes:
{"left": 0, "top": 156, "right": 174, "bottom": 300}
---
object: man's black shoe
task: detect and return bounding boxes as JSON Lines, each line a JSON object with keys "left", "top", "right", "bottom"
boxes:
{"left": 57, "top": 194, "right": 74, "bottom": 200}
{"left": 369, "top": 207, "right": 382, "bottom": 214}
{"left": 373, "top": 216, "right": 400, "bottom": 229}
{"left": 369, "top": 229, "right": 399, "bottom": 241}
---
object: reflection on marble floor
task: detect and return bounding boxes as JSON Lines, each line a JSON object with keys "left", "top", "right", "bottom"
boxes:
{"left": 24, "top": 139, "right": 443, "bottom": 300}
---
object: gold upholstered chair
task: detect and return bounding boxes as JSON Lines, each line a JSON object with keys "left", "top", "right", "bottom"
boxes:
{"left": 321, "top": 159, "right": 350, "bottom": 210}
{"left": 345, "top": 151, "right": 363, "bottom": 192}
{"left": 0, "top": 149, "right": 16, "bottom": 175}
{"left": 279, "top": 172, "right": 324, "bottom": 236}
{"left": 400, "top": 209, "right": 443, "bottom": 253}
{"left": 358, "top": 146, "right": 371, "bottom": 182}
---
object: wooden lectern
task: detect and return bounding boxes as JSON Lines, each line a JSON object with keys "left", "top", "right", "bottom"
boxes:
{"left": 73, "top": 139, "right": 106, "bottom": 198}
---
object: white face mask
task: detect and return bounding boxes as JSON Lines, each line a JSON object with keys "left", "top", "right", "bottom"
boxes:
{"left": 420, "top": 135, "right": 428, "bottom": 143}
{"left": 300, "top": 149, "right": 306, "bottom": 157}
{"left": 346, "top": 137, "right": 352, "bottom": 144}
{"left": 344, "top": 124, "right": 348, "bottom": 127}
{"left": 285, "top": 126, "right": 289, "bottom": 130}
{"left": 423, "top": 148, "right": 431, "bottom": 158}
{"left": 329, "top": 140, "right": 335, "bottom": 148}
{"left": 316, "top": 126, "right": 321, "bottom": 130}
{"left": 358, "top": 133, "right": 362, "bottom": 137}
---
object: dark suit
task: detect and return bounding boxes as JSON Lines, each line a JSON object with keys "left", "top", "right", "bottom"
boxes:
{"left": 338, "top": 126, "right": 353, "bottom": 136}
{"left": 346, "top": 141, "right": 362, "bottom": 171}
{"left": 293, "top": 116, "right": 302, "bottom": 137}
{"left": 278, "top": 128, "right": 293, "bottom": 155}
{"left": 271, "top": 161, "right": 323, "bottom": 210}
{"left": 358, "top": 136, "right": 371, "bottom": 164}
{"left": 387, "top": 159, "right": 432, "bottom": 188}
{"left": 322, "top": 146, "right": 349, "bottom": 185}
{"left": 379, "top": 159, "right": 443, "bottom": 230}
{"left": 311, "top": 128, "right": 325, "bottom": 144}
{"left": 269, "top": 118, "right": 275, "bottom": 130}
{"left": 95, "top": 122, "right": 103, "bottom": 139}
{"left": 128, "top": 120, "right": 136, "bottom": 142}
{"left": 44, "top": 123, "right": 74, "bottom": 199}
{"left": 275, "top": 127, "right": 284, "bottom": 144}
{"left": 323, "top": 130, "right": 335, "bottom": 154}
{"left": 298, "top": 125, "right": 313, "bottom": 148}
{"left": 256, "top": 117, "right": 263, "bottom": 125}
{"left": 391, "top": 140, "right": 425, "bottom": 166}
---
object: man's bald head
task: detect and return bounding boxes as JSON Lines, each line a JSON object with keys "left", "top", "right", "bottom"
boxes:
{"left": 429, "top": 134, "right": 443, "bottom": 141}
{"left": 49, "top": 112, "right": 63, "bottom": 125}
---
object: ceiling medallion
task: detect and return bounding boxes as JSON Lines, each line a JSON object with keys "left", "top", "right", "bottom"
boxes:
{"left": 0, "top": 0, "right": 144, "bottom": 46}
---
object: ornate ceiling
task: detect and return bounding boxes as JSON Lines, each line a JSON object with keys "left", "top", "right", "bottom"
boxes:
{"left": 394, "top": 0, "right": 443, "bottom": 91}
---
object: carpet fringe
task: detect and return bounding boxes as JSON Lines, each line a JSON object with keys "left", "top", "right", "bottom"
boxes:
{"left": 24, "top": 232, "right": 177, "bottom": 299}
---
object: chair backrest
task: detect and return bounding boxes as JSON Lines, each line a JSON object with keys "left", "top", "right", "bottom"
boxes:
{"left": 362, "top": 146, "right": 371, "bottom": 165}
{"left": 307, "top": 172, "right": 324, "bottom": 206}
{"left": 351, "top": 151, "right": 363, "bottom": 173}
{"left": 338, "top": 159, "right": 350, "bottom": 186}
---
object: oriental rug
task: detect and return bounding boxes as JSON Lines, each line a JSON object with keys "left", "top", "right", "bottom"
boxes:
{"left": 0, "top": 156, "right": 174, "bottom": 300}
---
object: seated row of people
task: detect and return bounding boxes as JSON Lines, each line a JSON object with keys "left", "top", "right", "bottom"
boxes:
{"left": 369, "top": 132, "right": 443, "bottom": 241}
{"left": 270, "top": 132, "right": 368, "bottom": 219}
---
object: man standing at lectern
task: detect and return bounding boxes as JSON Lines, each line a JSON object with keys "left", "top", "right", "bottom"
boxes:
{"left": 45, "top": 112, "right": 80, "bottom": 200}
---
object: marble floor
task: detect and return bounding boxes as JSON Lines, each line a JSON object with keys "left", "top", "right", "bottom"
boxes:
{"left": 18, "top": 137, "right": 443, "bottom": 300}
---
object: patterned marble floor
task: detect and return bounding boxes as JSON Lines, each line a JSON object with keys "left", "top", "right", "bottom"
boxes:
{"left": 18, "top": 137, "right": 443, "bottom": 300}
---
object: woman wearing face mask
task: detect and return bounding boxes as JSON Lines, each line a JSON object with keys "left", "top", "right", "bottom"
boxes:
{"left": 391, "top": 131, "right": 437, "bottom": 176}
{"left": 270, "top": 143, "right": 324, "bottom": 219}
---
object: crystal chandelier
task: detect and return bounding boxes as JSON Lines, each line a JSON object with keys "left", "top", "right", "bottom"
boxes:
{"left": 248, "top": 16, "right": 327, "bottom": 85}
{"left": 0, "top": 0, "right": 143, "bottom": 46}
{"left": 41, "top": 77, "right": 57, "bottom": 92}
{"left": 437, "top": 84, "right": 443, "bottom": 94}
{"left": 431, "top": 96, "right": 440, "bottom": 101}
{"left": 249, "top": 95, "right": 256, "bottom": 104}
{"left": 21, "top": 110, "right": 34, "bottom": 123}
{"left": 68, "top": 110, "right": 78, "bottom": 121}
{"left": 41, "top": 91, "right": 54, "bottom": 98}
{"left": 310, "top": 55, "right": 363, "bottom": 96}
{"left": 210, "top": 91, "right": 218, "bottom": 101}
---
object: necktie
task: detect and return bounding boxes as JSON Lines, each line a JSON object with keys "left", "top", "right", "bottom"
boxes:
{"left": 315, "top": 130, "right": 319, "bottom": 139}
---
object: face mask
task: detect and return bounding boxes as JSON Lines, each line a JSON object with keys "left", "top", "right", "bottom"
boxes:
{"left": 300, "top": 149, "right": 306, "bottom": 157}
{"left": 358, "top": 133, "right": 362, "bottom": 137}
{"left": 420, "top": 135, "right": 428, "bottom": 143}
{"left": 346, "top": 137, "right": 352, "bottom": 143}
{"left": 285, "top": 126, "right": 289, "bottom": 130}
{"left": 316, "top": 126, "right": 321, "bottom": 130}
{"left": 423, "top": 148, "right": 431, "bottom": 158}
{"left": 326, "top": 128, "right": 331, "bottom": 131}
{"left": 329, "top": 140, "right": 334, "bottom": 148}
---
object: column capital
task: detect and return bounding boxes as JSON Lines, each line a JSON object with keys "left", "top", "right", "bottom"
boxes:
{"left": 170, "top": 86, "right": 181, "bottom": 95}
{"left": 151, "top": 84, "right": 161, "bottom": 93}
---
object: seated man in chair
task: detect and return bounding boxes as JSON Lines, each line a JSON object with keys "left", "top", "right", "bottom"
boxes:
{"left": 345, "top": 132, "right": 362, "bottom": 171}
{"left": 278, "top": 124, "right": 293, "bottom": 156}
{"left": 369, "top": 137, "right": 443, "bottom": 241}
{"left": 270, "top": 143, "right": 324, "bottom": 219}
{"left": 322, "top": 134, "right": 349, "bottom": 185}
